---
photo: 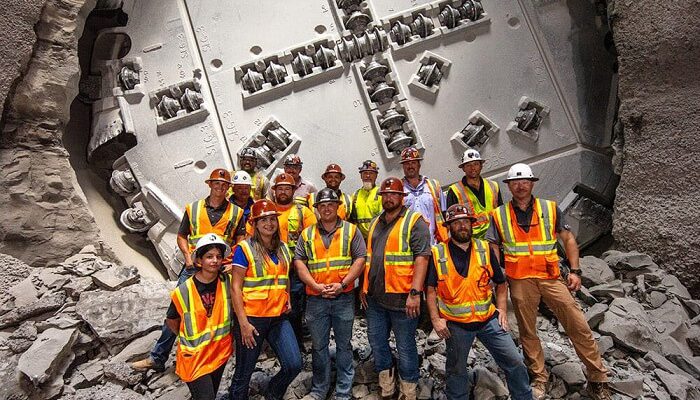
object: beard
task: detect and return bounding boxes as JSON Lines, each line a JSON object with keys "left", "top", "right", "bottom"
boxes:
{"left": 362, "top": 181, "right": 374, "bottom": 190}
{"left": 451, "top": 229, "right": 472, "bottom": 244}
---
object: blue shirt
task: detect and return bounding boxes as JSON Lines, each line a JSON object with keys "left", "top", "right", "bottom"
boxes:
{"left": 232, "top": 245, "right": 280, "bottom": 269}
{"left": 403, "top": 177, "right": 446, "bottom": 244}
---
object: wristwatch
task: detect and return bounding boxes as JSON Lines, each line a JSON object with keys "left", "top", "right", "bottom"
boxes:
{"left": 340, "top": 281, "right": 348, "bottom": 289}
{"left": 569, "top": 269, "right": 582, "bottom": 276}
{"left": 409, "top": 288, "right": 422, "bottom": 296}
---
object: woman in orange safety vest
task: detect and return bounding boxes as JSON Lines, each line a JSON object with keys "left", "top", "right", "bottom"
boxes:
{"left": 229, "top": 199, "right": 302, "bottom": 400}
{"left": 166, "top": 234, "right": 233, "bottom": 400}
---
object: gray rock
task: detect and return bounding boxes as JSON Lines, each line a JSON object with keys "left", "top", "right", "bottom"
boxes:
{"left": 681, "top": 298, "right": 700, "bottom": 318}
{"left": 598, "top": 297, "right": 661, "bottom": 353}
{"left": 580, "top": 256, "right": 615, "bottom": 287}
{"left": 551, "top": 362, "right": 586, "bottom": 388}
{"left": 64, "top": 276, "right": 95, "bottom": 299}
{"left": 0, "top": 291, "right": 66, "bottom": 329}
{"left": 76, "top": 280, "right": 172, "bottom": 352}
{"left": 644, "top": 351, "right": 700, "bottom": 387}
{"left": 576, "top": 286, "right": 599, "bottom": 306}
{"left": 655, "top": 369, "right": 700, "bottom": 400}
{"left": 588, "top": 280, "right": 625, "bottom": 300}
{"left": 0, "top": 349, "right": 24, "bottom": 400}
{"left": 610, "top": 377, "right": 644, "bottom": 397}
{"left": 92, "top": 265, "right": 140, "bottom": 291}
{"left": 72, "top": 360, "right": 104, "bottom": 389}
{"left": 6, "top": 321, "right": 37, "bottom": 354}
{"left": 354, "top": 359, "right": 378, "bottom": 384}
{"left": 147, "top": 369, "right": 179, "bottom": 390}
{"left": 353, "top": 384, "right": 370, "bottom": 398}
{"left": 427, "top": 353, "right": 446, "bottom": 378}
{"left": 544, "top": 342, "right": 569, "bottom": 366}
{"left": 72, "top": 382, "right": 146, "bottom": 400}
{"left": 661, "top": 275, "right": 692, "bottom": 300}
{"left": 597, "top": 336, "right": 614, "bottom": 355}
{"left": 104, "top": 361, "right": 146, "bottom": 386}
{"left": 8, "top": 276, "right": 39, "bottom": 307}
{"left": 17, "top": 327, "right": 78, "bottom": 385}
{"left": 603, "top": 251, "right": 656, "bottom": 271}
{"left": 686, "top": 326, "right": 700, "bottom": 356}
{"left": 585, "top": 303, "right": 608, "bottom": 329}
{"left": 35, "top": 315, "right": 81, "bottom": 332}
{"left": 417, "top": 378, "right": 434, "bottom": 400}
{"left": 0, "top": 254, "right": 32, "bottom": 312}
{"left": 153, "top": 384, "right": 189, "bottom": 400}
{"left": 37, "top": 268, "right": 70, "bottom": 290}
{"left": 649, "top": 291, "right": 668, "bottom": 308}
{"left": 473, "top": 366, "right": 508, "bottom": 397}
{"left": 113, "top": 330, "right": 161, "bottom": 363}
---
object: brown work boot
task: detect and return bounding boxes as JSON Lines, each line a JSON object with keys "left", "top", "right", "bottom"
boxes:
{"left": 378, "top": 368, "right": 396, "bottom": 399}
{"left": 397, "top": 380, "right": 417, "bottom": 400}
{"left": 587, "top": 381, "right": 612, "bottom": 400}
{"left": 531, "top": 381, "right": 547, "bottom": 400}
{"left": 131, "top": 357, "right": 164, "bottom": 372}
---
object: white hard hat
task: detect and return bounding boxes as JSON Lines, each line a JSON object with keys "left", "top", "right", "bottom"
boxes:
{"left": 232, "top": 171, "right": 252, "bottom": 186}
{"left": 459, "top": 148, "right": 484, "bottom": 167}
{"left": 194, "top": 233, "right": 231, "bottom": 259}
{"left": 503, "top": 163, "right": 539, "bottom": 182}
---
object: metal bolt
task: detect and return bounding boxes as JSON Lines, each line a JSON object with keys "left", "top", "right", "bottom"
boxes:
{"left": 364, "top": 27, "right": 385, "bottom": 55}
{"left": 118, "top": 66, "right": 139, "bottom": 90}
{"left": 181, "top": 88, "right": 204, "bottom": 111}
{"left": 458, "top": 0, "right": 484, "bottom": 22}
{"left": 242, "top": 69, "right": 264, "bottom": 93}
{"left": 387, "top": 131, "right": 414, "bottom": 152}
{"left": 345, "top": 11, "right": 372, "bottom": 32}
{"left": 515, "top": 108, "right": 542, "bottom": 132}
{"left": 264, "top": 61, "right": 287, "bottom": 85}
{"left": 363, "top": 61, "right": 389, "bottom": 81}
{"left": 418, "top": 63, "right": 443, "bottom": 87}
{"left": 253, "top": 144, "right": 275, "bottom": 167}
{"left": 157, "top": 95, "right": 181, "bottom": 119}
{"left": 439, "top": 5, "right": 461, "bottom": 29}
{"left": 292, "top": 53, "right": 315, "bottom": 77}
{"left": 120, "top": 202, "right": 152, "bottom": 233}
{"left": 109, "top": 169, "right": 137, "bottom": 196}
{"left": 370, "top": 82, "right": 396, "bottom": 104}
{"left": 411, "top": 14, "right": 433, "bottom": 38}
{"left": 390, "top": 21, "right": 412, "bottom": 45}
{"left": 379, "top": 108, "right": 406, "bottom": 131}
{"left": 266, "top": 126, "right": 291, "bottom": 151}
{"left": 315, "top": 46, "right": 337, "bottom": 69}
{"left": 336, "top": 0, "right": 362, "bottom": 11}
{"left": 339, "top": 36, "right": 360, "bottom": 62}
{"left": 461, "top": 123, "right": 490, "bottom": 148}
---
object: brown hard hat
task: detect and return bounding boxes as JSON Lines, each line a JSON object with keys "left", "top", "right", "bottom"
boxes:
{"left": 205, "top": 168, "right": 231, "bottom": 184}
{"left": 283, "top": 154, "right": 303, "bottom": 166}
{"left": 444, "top": 204, "right": 477, "bottom": 226}
{"left": 322, "top": 163, "right": 345, "bottom": 178}
{"left": 379, "top": 177, "right": 405, "bottom": 195}
{"left": 400, "top": 146, "right": 423, "bottom": 163}
{"left": 273, "top": 173, "right": 296, "bottom": 188}
{"left": 249, "top": 199, "right": 280, "bottom": 222}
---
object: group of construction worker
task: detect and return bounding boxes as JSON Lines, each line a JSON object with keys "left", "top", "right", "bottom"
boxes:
{"left": 131, "top": 145, "right": 611, "bottom": 400}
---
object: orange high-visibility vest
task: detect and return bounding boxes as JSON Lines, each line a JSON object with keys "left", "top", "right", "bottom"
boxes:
{"left": 491, "top": 198, "right": 559, "bottom": 280}
{"left": 447, "top": 178, "right": 500, "bottom": 239}
{"left": 423, "top": 178, "right": 449, "bottom": 243}
{"left": 238, "top": 239, "right": 292, "bottom": 317}
{"left": 185, "top": 199, "right": 243, "bottom": 252}
{"left": 307, "top": 191, "right": 353, "bottom": 221}
{"left": 432, "top": 239, "right": 496, "bottom": 323}
{"left": 300, "top": 221, "right": 357, "bottom": 296}
{"left": 172, "top": 274, "right": 233, "bottom": 382}
{"left": 363, "top": 210, "right": 424, "bottom": 294}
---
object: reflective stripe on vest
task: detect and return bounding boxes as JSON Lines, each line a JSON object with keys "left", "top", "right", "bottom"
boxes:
{"left": 186, "top": 200, "right": 243, "bottom": 252}
{"left": 363, "top": 209, "right": 423, "bottom": 294}
{"left": 251, "top": 172, "right": 266, "bottom": 200}
{"left": 239, "top": 239, "right": 291, "bottom": 316}
{"left": 302, "top": 221, "right": 355, "bottom": 295}
{"left": 424, "top": 178, "right": 449, "bottom": 242}
{"left": 432, "top": 239, "right": 495, "bottom": 323}
{"left": 493, "top": 198, "right": 559, "bottom": 279}
{"left": 286, "top": 204, "right": 305, "bottom": 247}
{"left": 448, "top": 178, "right": 499, "bottom": 238}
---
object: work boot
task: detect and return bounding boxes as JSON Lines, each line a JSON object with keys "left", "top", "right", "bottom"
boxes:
{"left": 397, "top": 381, "right": 417, "bottom": 400}
{"left": 587, "top": 382, "right": 612, "bottom": 400}
{"left": 130, "top": 357, "right": 165, "bottom": 372}
{"left": 378, "top": 368, "right": 396, "bottom": 399}
{"left": 531, "top": 381, "right": 547, "bottom": 400}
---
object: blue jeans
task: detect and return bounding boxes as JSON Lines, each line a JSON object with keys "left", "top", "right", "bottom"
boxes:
{"left": 305, "top": 293, "right": 355, "bottom": 400}
{"left": 150, "top": 265, "right": 195, "bottom": 366}
{"left": 229, "top": 316, "right": 302, "bottom": 400}
{"left": 365, "top": 297, "right": 420, "bottom": 382}
{"left": 445, "top": 317, "right": 532, "bottom": 400}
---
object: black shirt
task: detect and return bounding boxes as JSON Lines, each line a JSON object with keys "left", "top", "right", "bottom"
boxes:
{"left": 425, "top": 240, "right": 505, "bottom": 331}
{"left": 367, "top": 207, "right": 432, "bottom": 311}
{"left": 167, "top": 275, "right": 219, "bottom": 319}
{"left": 446, "top": 177, "right": 504, "bottom": 209}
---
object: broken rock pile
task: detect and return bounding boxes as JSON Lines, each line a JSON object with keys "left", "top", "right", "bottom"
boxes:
{"left": 0, "top": 249, "right": 699, "bottom": 399}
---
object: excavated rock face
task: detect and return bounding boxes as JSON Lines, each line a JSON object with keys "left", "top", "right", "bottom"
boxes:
{"left": 0, "top": 0, "right": 110, "bottom": 267}
{"left": 611, "top": 0, "right": 700, "bottom": 295}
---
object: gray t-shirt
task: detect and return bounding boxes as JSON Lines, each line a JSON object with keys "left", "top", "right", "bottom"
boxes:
{"left": 294, "top": 219, "right": 367, "bottom": 262}
{"left": 367, "top": 207, "right": 431, "bottom": 311}
{"left": 485, "top": 197, "right": 566, "bottom": 244}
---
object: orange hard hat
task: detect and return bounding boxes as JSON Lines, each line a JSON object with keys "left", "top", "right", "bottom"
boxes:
{"left": 400, "top": 146, "right": 423, "bottom": 163}
{"left": 273, "top": 173, "right": 296, "bottom": 188}
{"left": 379, "top": 177, "right": 405, "bottom": 195}
{"left": 249, "top": 199, "right": 280, "bottom": 222}
{"left": 322, "top": 163, "right": 345, "bottom": 179}
{"left": 444, "top": 204, "right": 477, "bottom": 225}
{"left": 205, "top": 168, "right": 231, "bottom": 184}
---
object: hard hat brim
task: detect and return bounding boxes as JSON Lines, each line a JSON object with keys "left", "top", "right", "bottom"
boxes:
{"left": 458, "top": 159, "right": 485, "bottom": 168}
{"left": 502, "top": 177, "right": 539, "bottom": 183}
{"left": 399, "top": 157, "right": 423, "bottom": 164}
{"left": 206, "top": 178, "right": 231, "bottom": 184}
{"left": 322, "top": 172, "right": 346, "bottom": 179}
{"left": 443, "top": 215, "right": 478, "bottom": 226}
{"left": 249, "top": 210, "right": 281, "bottom": 222}
{"left": 232, "top": 182, "right": 253, "bottom": 187}
{"left": 314, "top": 199, "right": 342, "bottom": 207}
{"left": 358, "top": 168, "right": 379, "bottom": 172}
{"left": 272, "top": 182, "right": 295, "bottom": 188}
{"left": 379, "top": 190, "right": 406, "bottom": 195}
